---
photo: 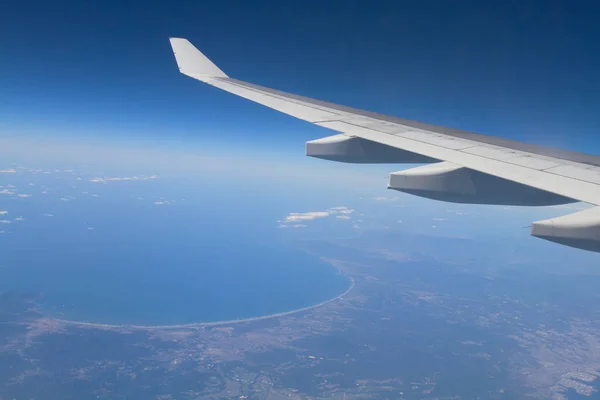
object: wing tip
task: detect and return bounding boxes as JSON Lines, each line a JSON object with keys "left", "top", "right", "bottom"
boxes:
{"left": 169, "top": 37, "right": 228, "bottom": 79}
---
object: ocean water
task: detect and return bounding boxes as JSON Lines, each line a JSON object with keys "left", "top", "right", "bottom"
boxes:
{"left": 0, "top": 174, "right": 351, "bottom": 326}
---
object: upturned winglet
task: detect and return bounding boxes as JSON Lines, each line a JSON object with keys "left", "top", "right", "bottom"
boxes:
{"left": 169, "top": 37, "right": 228, "bottom": 80}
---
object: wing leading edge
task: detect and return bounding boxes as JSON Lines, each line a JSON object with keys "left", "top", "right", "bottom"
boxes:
{"left": 168, "top": 37, "right": 600, "bottom": 253}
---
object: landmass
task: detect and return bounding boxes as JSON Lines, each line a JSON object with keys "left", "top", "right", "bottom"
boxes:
{"left": 2, "top": 230, "right": 600, "bottom": 399}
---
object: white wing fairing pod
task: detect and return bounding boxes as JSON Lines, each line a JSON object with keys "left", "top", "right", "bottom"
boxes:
{"left": 388, "top": 162, "right": 575, "bottom": 206}
{"left": 532, "top": 207, "right": 600, "bottom": 252}
{"left": 306, "top": 134, "right": 438, "bottom": 164}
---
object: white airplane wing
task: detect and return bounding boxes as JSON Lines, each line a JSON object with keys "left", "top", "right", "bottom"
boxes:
{"left": 169, "top": 37, "right": 600, "bottom": 253}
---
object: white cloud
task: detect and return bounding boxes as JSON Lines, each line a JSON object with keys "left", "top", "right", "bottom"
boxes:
{"left": 14, "top": 216, "right": 24, "bottom": 221}
{"left": 154, "top": 200, "right": 173, "bottom": 205}
{"left": 90, "top": 175, "right": 158, "bottom": 183}
{"left": 87, "top": 227, "right": 94, "bottom": 230}
{"left": 1, "top": 188, "right": 32, "bottom": 198}
{"left": 0, "top": 211, "right": 7, "bottom": 215}
{"left": 279, "top": 206, "right": 355, "bottom": 224}
{"left": 44, "top": 213, "right": 54, "bottom": 217}
{"left": 291, "top": 224, "right": 307, "bottom": 228}
{"left": 0, "top": 169, "right": 16, "bottom": 173}
{"left": 282, "top": 211, "right": 330, "bottom": 222}
{"left": 432, "top": 217, "right": 448, "bottom": 221}
{"left": 373, "top": 196, "right": 400, "bottom": 201}
{"left": 0, "top": 220, "right": 11, "bottom": 224}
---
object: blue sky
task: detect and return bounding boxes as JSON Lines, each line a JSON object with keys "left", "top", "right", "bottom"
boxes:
{"left": 2, "top": 0, "right": 600, "bottom": 155}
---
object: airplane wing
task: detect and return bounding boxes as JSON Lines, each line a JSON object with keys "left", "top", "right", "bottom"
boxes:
{"left": 169, "top": 37, "right": 600, "bottom": 253}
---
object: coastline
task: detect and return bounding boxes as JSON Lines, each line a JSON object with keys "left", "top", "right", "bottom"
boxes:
{"left": 54, "top": 275, "right": 355, "bottom": 331}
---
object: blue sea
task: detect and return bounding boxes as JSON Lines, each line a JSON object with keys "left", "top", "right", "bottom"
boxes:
{"left": 0, "top": 172, "right": 352, "bottom": 326}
